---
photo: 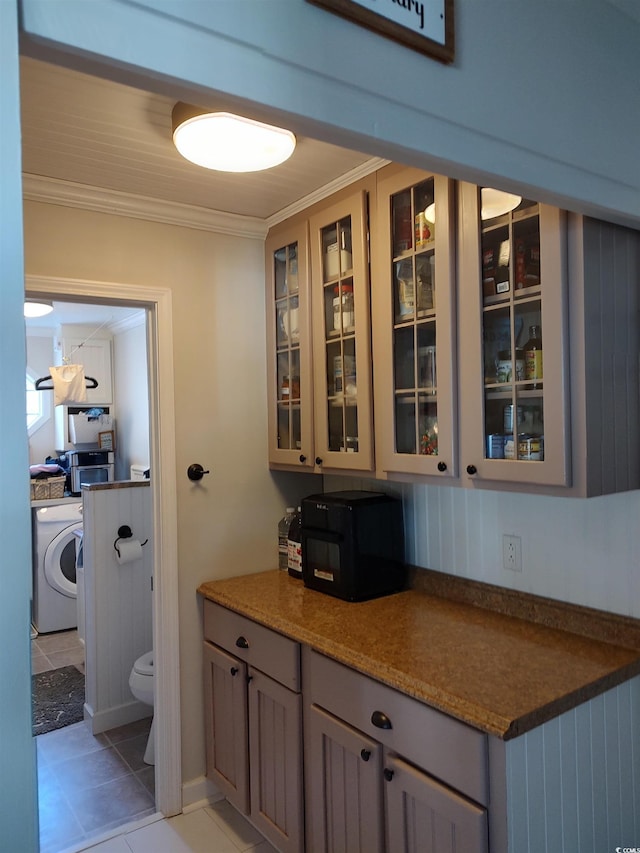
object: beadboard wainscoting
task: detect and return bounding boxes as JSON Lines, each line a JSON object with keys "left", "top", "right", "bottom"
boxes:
{"left": 324, "top": 475, "right": 640, "bottom": 619}
{"left": 502, "top": 675, "right": 640, "bottom": 852}
{"left": 82, "top": 481, "right": 153, "bottom": 733}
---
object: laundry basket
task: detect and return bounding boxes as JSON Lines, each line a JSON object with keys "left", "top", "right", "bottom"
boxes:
{"left": 30, "top": 476, "right": 66, "bottom": 501}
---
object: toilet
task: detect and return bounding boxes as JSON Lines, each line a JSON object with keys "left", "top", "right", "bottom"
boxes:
{"left": 128, "top": 650, "right": 155, "bottom": 764}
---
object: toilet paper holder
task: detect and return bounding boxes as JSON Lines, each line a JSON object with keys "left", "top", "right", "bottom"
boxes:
{"left": 114, "top": 524, "right": 148, "bottom": 558}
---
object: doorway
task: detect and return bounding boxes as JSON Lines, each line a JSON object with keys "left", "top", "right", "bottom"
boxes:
{"left": 27, "top": 294, "right": 158, "bottom": 849}
{"left": 25, "top": 275, "right": 182, "bottom": 839}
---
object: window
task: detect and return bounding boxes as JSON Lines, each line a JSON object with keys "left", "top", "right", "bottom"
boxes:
{"left": 26, "top": 370, "right": 50, "bottom": 436}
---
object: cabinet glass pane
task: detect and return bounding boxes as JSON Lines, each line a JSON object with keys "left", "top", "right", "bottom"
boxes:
{"left": 273, "top": 240, "right": 301, "bottom": 451}
{"left": 480, "top": 193, "right": 545, "bottom": 461}
{"left": 390, "top": 178, "right": 438, "bottom": 457}
{"left": 322, "top": 217, "right": 359, "bottom": 454}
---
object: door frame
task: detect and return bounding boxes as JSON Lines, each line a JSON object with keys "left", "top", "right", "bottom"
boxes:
{"left": 26, "top": 273, "right": 182, "bottom": 817}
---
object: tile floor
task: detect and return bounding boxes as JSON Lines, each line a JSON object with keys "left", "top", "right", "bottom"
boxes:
{"left": 32, "top": 629, "right": 157, "bottom": 853}
{"left": 78, "top": 801, "right": 278, "bottom": 853}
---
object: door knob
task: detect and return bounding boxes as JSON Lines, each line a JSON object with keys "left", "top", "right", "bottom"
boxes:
{"left": 187, "top": 463, "right": 210, "bottom": 481}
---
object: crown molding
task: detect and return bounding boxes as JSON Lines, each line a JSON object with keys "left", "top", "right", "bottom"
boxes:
{"left": 266, "top": 157, "right": 390, "bottom": 227}
{"left": 22, "top": 174, "right": 269, "bottom": 240}
{"left": 22, "top": 158, "right": 389, "bottom": 238}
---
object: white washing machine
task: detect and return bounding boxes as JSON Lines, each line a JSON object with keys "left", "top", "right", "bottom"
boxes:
{"left": 32, "top": 502, "right": 83, "bottom": 634}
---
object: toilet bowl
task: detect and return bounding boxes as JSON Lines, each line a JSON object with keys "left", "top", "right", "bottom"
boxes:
{"left": 129, "top": 650, "right": 155, "bottom": 764}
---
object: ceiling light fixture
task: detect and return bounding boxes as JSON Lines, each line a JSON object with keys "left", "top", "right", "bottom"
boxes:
{"left": 172, "top": 103, "right": 296, "bottom": 173}
{"left": 424, "top": 188, "right": 521, "bottom": 225}
{"left": 24, "top": 300, "right": 54, "bottom": 318}
{"left": 480, "top": 188, "right": 522, "bottom": 220}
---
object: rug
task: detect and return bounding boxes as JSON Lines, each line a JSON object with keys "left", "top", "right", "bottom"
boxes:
{"left": 32, "top": 665, "right": 85, "bottom": 736}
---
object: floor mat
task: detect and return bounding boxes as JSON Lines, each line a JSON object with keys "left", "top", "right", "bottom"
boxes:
{"left": 32, "top": 665, "right": 85, "bottom": 736}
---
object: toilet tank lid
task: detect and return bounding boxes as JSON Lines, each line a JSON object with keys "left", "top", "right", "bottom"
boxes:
{"left": 133, "top": 652, "right": 153, "bottom": 675}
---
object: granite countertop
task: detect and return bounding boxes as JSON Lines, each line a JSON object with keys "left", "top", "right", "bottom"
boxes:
{"left": 197, "top": 569, "right": 640, "bottom": 740}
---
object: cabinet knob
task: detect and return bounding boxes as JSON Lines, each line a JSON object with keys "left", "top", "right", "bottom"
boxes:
{"left": 299, "top": 454, "right": 306, "bottom": 463}
{"left": 371, "top": 710, "right": 392, "bottom": 730}
{"left": 466, "top": 464, "right": 477, "bottom": 476}
{"left": 235, "top": 636, "right": 249, "bottom": 649}
{"left": 383, "top": 768, "right": 394, "bottom": 782}
{"left": 230, "top": 666, "right": 238, "bottom": 676}
{"left": 360, "top": 749, "right": 371, "bottom": 762}
{"left": 315, "top": 457, "right": 323, "bottom": 466}
{"left": 246, "top": 674, "right": 253, "bottom": 683}
{"left": 437, "top": 461, "right": 447, "bottom": 472}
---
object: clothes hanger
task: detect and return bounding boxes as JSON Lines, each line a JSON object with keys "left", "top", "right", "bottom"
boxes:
{"left": 35, "top": 375, "right": 99, "bottom": 390}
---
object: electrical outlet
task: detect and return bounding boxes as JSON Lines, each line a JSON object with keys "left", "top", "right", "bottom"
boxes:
{"left": 503, "top": 534, "right": 522, "bottom": 572}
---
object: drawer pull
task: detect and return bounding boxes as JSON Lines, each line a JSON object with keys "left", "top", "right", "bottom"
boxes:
{"left": 383, "top": 768, "right": 394, "bottom": 782}
{"left": 235, "top": 636, "right": 249, "bottom": 649}
{"left": 371, "top": 710, "right": 392, "bottom": 730}
{"left": 360, "top": 749, "right": 371, "bottom": 762}
{"left": 230, "top": 666, "right": 238, "bottom": 676}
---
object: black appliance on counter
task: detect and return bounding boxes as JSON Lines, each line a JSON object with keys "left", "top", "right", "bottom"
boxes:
{"left": 301, "top": 490, "right": 406, "bottom": 602}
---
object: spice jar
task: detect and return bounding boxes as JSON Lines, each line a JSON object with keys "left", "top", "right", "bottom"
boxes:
{"left": 333, "top": 285, "right": 354, "bottom": 332}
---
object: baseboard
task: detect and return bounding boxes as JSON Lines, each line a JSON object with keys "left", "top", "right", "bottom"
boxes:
{"left": 181, "top": 775, "right": 223, "bottom": 812}
{"left": 84, "top": 699, "right": 151, "bottom": 735}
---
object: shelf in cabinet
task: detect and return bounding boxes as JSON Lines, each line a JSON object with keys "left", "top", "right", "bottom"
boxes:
{"left": 326, "top": 327, "right": 356, "bottom": 340}
{"left": 395, "top": 391, "right": 438, "bottom": 402}
{"left": 329, "top": 395, "right": 358, "bottom": 407}
{"left": 484, "top": 385, "right": 544, "bottom": 400}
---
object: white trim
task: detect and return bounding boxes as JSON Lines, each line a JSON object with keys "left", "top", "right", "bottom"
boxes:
{"left": 109, "top": 310, "right": 146, "bottom": 335}
{"left": 22, "top": 156, "right": 388, "bottom": 235}
{"left": 181, "top": 775, "right": 223, "bottom": 812}
{"left": 22, "top": 174, "right": 268, "bottom": 240}
{"left": 265, "top": 156, "right": 390, "bottom": 227}
{"left": 25, "top": 273, "right": 182, "bottom": 818}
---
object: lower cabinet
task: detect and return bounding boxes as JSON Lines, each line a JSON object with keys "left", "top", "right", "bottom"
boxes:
{"left": 304, "top": 648, "right": 489, "bottom": 853}
{"left": 203, "top": 602, "right": 304, "bottom": 853}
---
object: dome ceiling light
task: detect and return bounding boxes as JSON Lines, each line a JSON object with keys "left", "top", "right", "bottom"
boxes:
{"left": 24, "top": 300, "right": 54, "bottom": 318}
{"left": 423, "top": 188, "right": 522, "bottom": 224}
{"left": 172, "top": 103, "right": 296, "bottom": 173}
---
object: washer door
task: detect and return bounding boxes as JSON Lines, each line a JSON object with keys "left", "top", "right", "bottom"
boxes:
{"left": 43, "top": 525, "right": 79, "bottom": 598}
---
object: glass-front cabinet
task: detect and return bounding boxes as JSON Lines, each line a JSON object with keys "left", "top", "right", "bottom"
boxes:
{"left": 265, "top": 220, "right": 314, "bottom": 468}
{"left": 309, "top": 190, "right": 374, "bottom": 471}
{"left": 373, "top": 165, "right": 456, "bottom": 477}
{"left": 458, "top": 183, "right": 569, "bottom": 486}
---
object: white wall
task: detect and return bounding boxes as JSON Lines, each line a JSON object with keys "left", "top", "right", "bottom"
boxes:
{"left": 26, "top": 329, "right": 55, "bottom": 463}
{"left": 22, "top": 198, "right": 316, "bottom": 787}
{"left": 113, "top": 320, "right": 150, "bottom": 479}
{"left": 19, "top": 0, "right": 640, "bottom": 228}
{"left": 326, "top": 475, "right": 640, "bottom": 620}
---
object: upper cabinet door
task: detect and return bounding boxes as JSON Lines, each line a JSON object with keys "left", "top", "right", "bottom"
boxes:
{"left": 309, "top": 190, "right": 374, "bottom": 472}
{"left": 457, "top": 183, "right": 570, "bottom": 487}
{"left": 265, "top": 221, "right": 314, "bottom": 468}
{"left": 372, "top": 165, "right": 457, "bottom": 478}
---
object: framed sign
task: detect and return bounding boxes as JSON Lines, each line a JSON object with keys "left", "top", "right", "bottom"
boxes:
{"left": 307, "top": 0, "right": 454, "bottom": 64}
{"left": 98, "top": 429, "right": 115, "bottom": 451}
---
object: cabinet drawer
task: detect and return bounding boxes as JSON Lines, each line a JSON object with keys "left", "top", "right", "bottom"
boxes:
{"left": 306, "top": 648, "right": 488, "bottom": 806}
{"left": 204, "top": 601, "right": 300, "bottom": 691}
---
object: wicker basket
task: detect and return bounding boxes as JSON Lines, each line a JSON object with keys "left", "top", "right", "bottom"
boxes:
{"left": 30, "top": 476, "right": 66, "bottom": 501}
